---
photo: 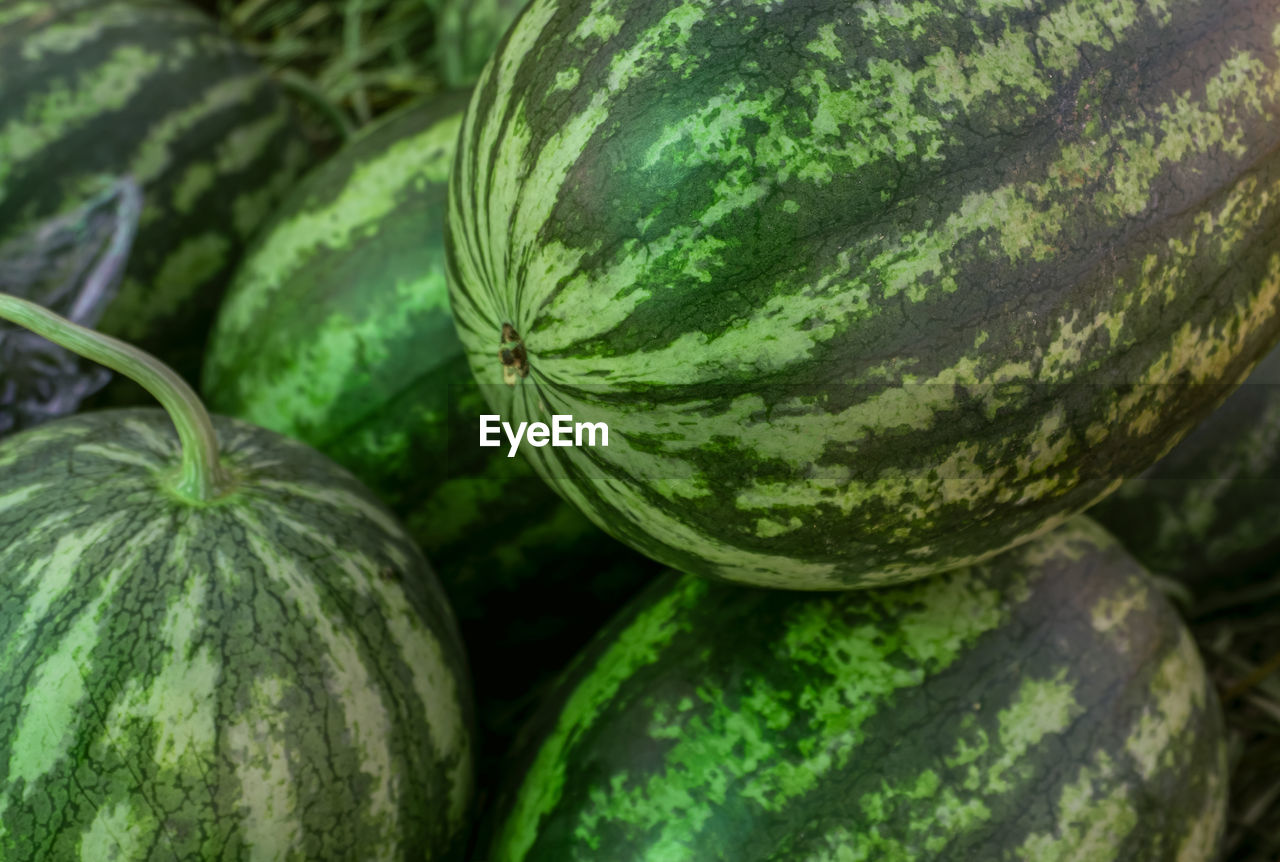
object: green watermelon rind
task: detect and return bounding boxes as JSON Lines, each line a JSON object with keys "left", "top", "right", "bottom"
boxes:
{"left": 445, "top": 0, "right": 1280, "bottom": 590}
{"left": 485, "top": 517, "right": 1227, "bottom": 862}
{"left": 0, "top": 408, "right": 475, "bottom": 860}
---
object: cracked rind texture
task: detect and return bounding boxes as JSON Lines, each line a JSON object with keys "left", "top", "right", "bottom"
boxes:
{"left": 0, "top": 409, "right": 474, "bottom": 861}
{"left": 446, "top": 0, "right": 1280, "bottom": 589}
{"left": 1092, "top": 343, "right": 1280, "bottom": 588}
{"left": 201, "top": 94, "right": 659, "bottom": 782}
{"left": 0, "top": 0, "right": 313, "bottom": 393}
{"left": 482, "top": 517, "right": 1227, "bottom": 862}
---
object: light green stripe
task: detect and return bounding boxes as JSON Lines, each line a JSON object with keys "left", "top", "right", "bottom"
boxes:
{"left": 14, "top": 2, "right": 204, "bottom": 63}
{"left": 267, "top": 505, "right": 473, "bottom": 830}
{"left": 215, "top": 109, "right": 287, "bottom": 176}
{"left": 108, "top": 232, "right": 232, "bottom": 341}
{"left": 513, "top": 378, "right": 844, "bottom": 587}
{"left": 130, "top": 74, "right": 265, "bottom": 185}
{"left": 496, "top": 576, "right": 710, "bottom": 862}
{"left": 235, "top": 520, "right": 398, "bottom": 858}
{"left": 223, "top": 269, "right": 450, "bottom": 437}
{"left": 1123, "top": 627, "right": 1206, "bottom": 779}
{"left": 171, "top": 162, "right": 216, "bottom": 213}
{"left": 79, "top": 800, "right": 151, "bottom": 860}
{"left": 0, "top": 516, "right": 168, "bottom": 823}
{"left": 453, "top": 1, "right": 712, "bottom": 344}
{"left": 560, "top": 573, "right": 1016, "bottom": 860}
{"left": 73, "top": 442, "right": 167, "bottom": 472}
{"left": 1012, "top": 753, "right": 1139, "bottom": 860}
{"left": 1176, "top": 761, "right": 1226, "bottom": 862}
{"left": 18, "top": 7, "right": 119, "bottom": 61}
{"left": 0, "top": 424, "right": 92, "bottom": 471}
{"left": 0, "top": 45, "right": 164, "bottom": 192}
{"left": 0, "top": 482, "right": 49, "bottom": 517}
{"left": 1118, "top": 249, "right": 1280, "bottom": 436}
{"left": 250, "top": 477, "right": 410, "bottom": 562}
{"left": 215, "top": 110, "right": 461, "bottom": 342}
{"left": 0, "top": 2, "right": 45, "bottom": 29}
{"left": 98, "top": 527, "right": 217, "bottom": 778}
{"left": 223, "top": 673, "right": 303, "bottom": 857}
{"left": 2, "top": 511, "right": 121, "bottom": 678}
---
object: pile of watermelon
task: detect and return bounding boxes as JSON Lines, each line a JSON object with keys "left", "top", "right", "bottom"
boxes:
{"left": 1, "top": 0, "right": 1279, "bottom": 859}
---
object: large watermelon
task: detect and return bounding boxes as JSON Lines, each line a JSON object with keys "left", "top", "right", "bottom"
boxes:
{"left": 482, "top": 516, "right": 1227, "bottom": 861}
{"left": 1092, "top": 343, "right": 1280, "bottom": 591}
{"left": 0, "top": 0, "right": 313, "bottom": 393}
{"left": 445, "top": 0, "right": 1280, "bottom": 590}
{"left": 0, "top": 295, "right": 475, "bottom": 859}
{"left": 201, "top": 93, "right": 659, "bottom": 781}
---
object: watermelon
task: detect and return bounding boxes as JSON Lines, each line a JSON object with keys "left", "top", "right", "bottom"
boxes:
{"left": 445, "top": 0, "right": 1280, "bottom": 590}
{"left": 200, "top": 93, "right": 659, "bottom": 782}
{"left": 482, "top": 516, "right": 1227, "bottom": 862}
{"left": 0, "top": 0, "right": 314, "bottom": 394}
{"left": 0, "top": 295, "right": 475, "bottom": 859}
{"left": 1092, "top": 344, "right": 1280, "bottom": 591}
{"left": 436, "top": 0, "right": 530, "bottom": 88}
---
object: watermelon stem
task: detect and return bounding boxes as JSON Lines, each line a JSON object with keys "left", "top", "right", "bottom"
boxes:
{"left": 0, "top": 293, "right": 232, "bottom": 503}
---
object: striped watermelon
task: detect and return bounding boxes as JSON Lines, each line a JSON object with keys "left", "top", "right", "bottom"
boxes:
{"left": 0, "top": 298, "right": 474, "bottom": 859}
{"left": 445, "top": 0, "right": 1280, "bottom": 590}
{"left": 1092, "top": 344, "right": 1280, "bottom": 591}
{"left": 483, "top": 517, "right": 1227, "bottom": 861}
{"left": 0, "top": 0, "right": 313, "bottom": 395}
{"left": 200, "top": 94, "right": 659, "bottom": 780}
{"left": 436, "top": 0, "right": 530, "bottom": 88}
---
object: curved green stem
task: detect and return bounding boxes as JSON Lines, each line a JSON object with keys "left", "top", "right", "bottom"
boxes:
{"left": 0, "top": 292, "right": 232, "bottom": 503}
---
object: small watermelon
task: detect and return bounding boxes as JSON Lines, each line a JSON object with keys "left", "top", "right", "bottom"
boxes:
{"left": 0, "top": 293, "right": 475, "bottom": 859}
